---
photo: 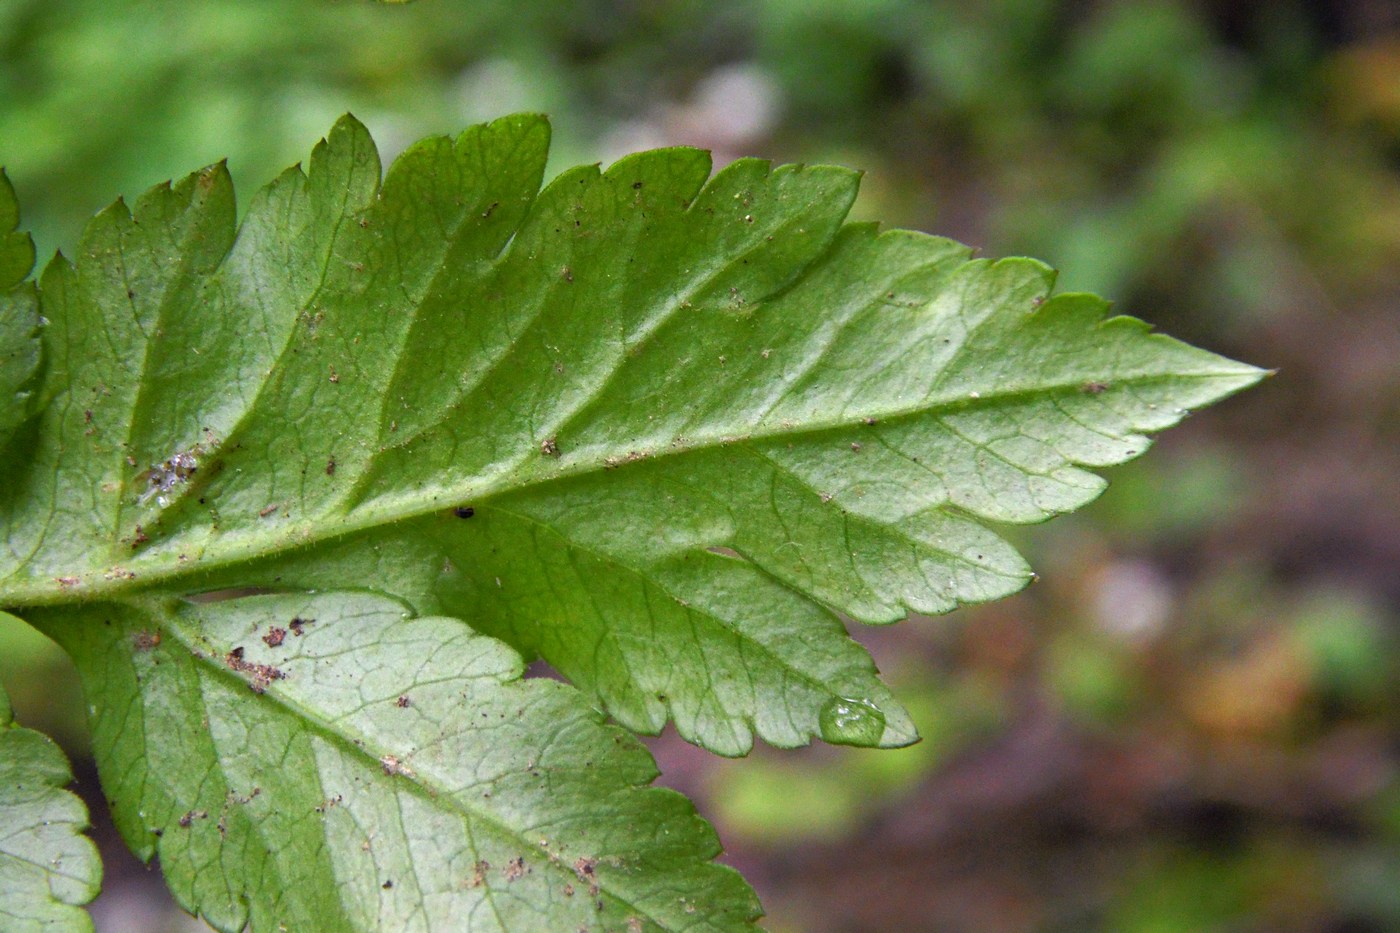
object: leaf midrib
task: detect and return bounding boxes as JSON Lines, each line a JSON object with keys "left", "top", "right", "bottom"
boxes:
{"left": 153, "top": 601, "right": 672, "bottom": 931}
{"left": 0, "top": 367, "right": 1255, "bottom": 609}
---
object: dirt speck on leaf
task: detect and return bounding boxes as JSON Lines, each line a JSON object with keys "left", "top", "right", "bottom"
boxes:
{"left": 380, "top": 755, "right": 414, "bottom": 777}
{"left": 227, "top": 787, "right": 261, "bottom": 806}
{"left": 225, "top": 646, "right": 285, "bottom": 693}
{"left": 262, "top": 627, "right": 286, "bottom": 648}
{"left": 396, "top": 695, "right": 411, "bottom": 708}
{"left": 573, "top": 857, "right": 600, "bottom": 896}
{"left": 504, "top": 857, "right": 528, "bottom": 882}
{"left": 177, "top": 809, "right": 207, "bottom": 828}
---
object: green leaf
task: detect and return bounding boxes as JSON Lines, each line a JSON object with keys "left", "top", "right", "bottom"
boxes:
{"left": 0, "top": 114, "right": 1262, "bottom": 752}
{"left": 34, "top": 592, "right": 756, "bottom": 932}
{"left": 0, "top": 113, "right": 1262, "bottom": 928}
{"left": 0, "top": 670, "right": 101, "bottom": 932}
{"left": 0, "top": 169, "right": 41, "bottom": 449}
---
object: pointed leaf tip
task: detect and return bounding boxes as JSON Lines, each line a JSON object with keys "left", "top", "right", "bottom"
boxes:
{"left": 1, "top": 115, "right": 1265, "bottom": 757}
{"left": 0, "top": 112, "right": 1267, "bottom": 928}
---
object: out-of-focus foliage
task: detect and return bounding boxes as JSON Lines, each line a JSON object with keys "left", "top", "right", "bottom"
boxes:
{"left": 6, "top": 0, "right": 1399, "bottom": 335}
{"left": 2, "top": 0, "right": 1398, "bottom": 931}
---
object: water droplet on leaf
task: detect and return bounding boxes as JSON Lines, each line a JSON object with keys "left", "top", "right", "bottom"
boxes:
{"left": 818, "top": 696, "right": 886, "bottom": 746}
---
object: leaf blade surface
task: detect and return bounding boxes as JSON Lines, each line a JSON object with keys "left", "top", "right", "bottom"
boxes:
{"left": 0, "top": 668, "right": 101, "bottom": 933}
{"left": 35, "top": 592, "right": 759, "bottom": 932}
{"left": 0, "top": 114, "right": 1263, "bottom": 757}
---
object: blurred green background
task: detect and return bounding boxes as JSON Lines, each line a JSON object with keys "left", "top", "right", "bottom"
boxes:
{"left": 3, "top": 0, "right": 1400, "bottom": 930}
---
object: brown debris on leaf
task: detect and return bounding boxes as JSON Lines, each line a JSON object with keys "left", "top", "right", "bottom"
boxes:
{"left": 177, "top": 809, "right": 208, "bottom": 828}
{"left": 225, "top": 646, "right": 286, "bottom": 693}
{"left": 380, "top": 755, "right": 414, "bottom": 777}
{"left": 573, "top": 856, "right": 600, "bottom": 896}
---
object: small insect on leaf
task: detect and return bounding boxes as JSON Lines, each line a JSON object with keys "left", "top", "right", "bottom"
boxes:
{"left": 138, "top": 446, "right": 203, "bottom": 506}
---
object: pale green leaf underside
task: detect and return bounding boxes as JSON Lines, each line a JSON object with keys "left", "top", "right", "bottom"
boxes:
{"left": 0, "top": 673, "right": 101, "bottom": 933}
{"left": 0, "top": 114, "right": 1263, "bottom": 760}
{"left": 33, "top": 592, "right": 757, "bottom": 933}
